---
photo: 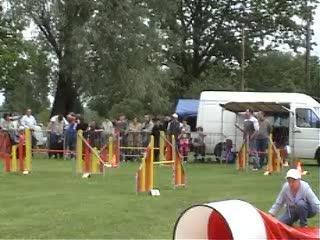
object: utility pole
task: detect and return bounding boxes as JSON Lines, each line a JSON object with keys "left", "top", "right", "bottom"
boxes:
{"left": 240, "top": 27, "right": 245, "bottom": 91}
{"left": 305, "top": 19, "right": 311, "bottom": 93}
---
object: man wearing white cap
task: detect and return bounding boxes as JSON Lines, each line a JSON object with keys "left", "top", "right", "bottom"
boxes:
{"left": 167, "top": 113, "right": 181, "bottom": 141}
{"left": 269, "top": 168, "right": 320, "bottom": 227}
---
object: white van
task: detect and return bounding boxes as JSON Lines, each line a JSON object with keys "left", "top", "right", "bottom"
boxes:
{"left": 196, "top": 91, "right": 320, "bottom": 164}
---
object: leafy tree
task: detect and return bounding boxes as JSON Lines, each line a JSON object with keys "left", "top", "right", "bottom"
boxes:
{"left": 9, "top": 0, "right": 93, "bottom": 116}
{"left": 184, "top": 65, "right": 238, "bottom": 98}
{"left": 308, "top": 56, "right": 320, "bottom": 98}
{"left": 0, "top": 13, "right": 49, "bottom": 113}
{"left": 83, "top": 0, "right": 171, "bottom": 117}
{"left": 0, "top": 17, "right": 24, "bottom": 93}
{"left": 245, "top": 51, "right": 320, "bottom": 96}
{"left": 147, "top": 0, "right": 318, "bottom": 96}
{"left": 3, "top": 40, "right": 50, "bottom": 113}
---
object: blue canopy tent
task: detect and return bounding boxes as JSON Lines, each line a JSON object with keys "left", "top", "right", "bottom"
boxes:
{"left": 175, "top": 99, "right": 199, "bottom": 118}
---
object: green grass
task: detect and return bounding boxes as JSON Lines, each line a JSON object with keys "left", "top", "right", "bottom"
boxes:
{"left": 0, "top": 158, "right": 319, "bottom": 239}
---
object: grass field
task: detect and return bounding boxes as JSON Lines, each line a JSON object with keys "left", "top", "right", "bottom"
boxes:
{"left": 0, "top": 157, "right": 319, "bottom": 239}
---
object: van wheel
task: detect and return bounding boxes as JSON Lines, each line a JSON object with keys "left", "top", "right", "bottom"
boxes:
{"left": 315, "top": 148, "right": 320, "bottom": 166}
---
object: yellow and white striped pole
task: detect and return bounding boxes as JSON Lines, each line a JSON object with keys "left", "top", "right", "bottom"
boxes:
{"left": 172, "top": 135, "right": 176, "bottom": 163}
{"left": 145, "top": 136, "right": 154, "bottom": 191}
{"left": 267, "top": 136, "right": 273, "bottom": 172}
{"left": 25, "top": 128, "right": 32, "bottom": 171}
{"left": 76, "top": 130, "right": 83, "bottom": 173}
{"left": 91, "top": 147, "right": 99, "bottom": 174}
{"left": 136, "top": 157, "right": 146, "bottom": 193}
{"left": 108, "top": 136, "right": 113, "bottom": 165}
{"left": 11, "top": 145, "right": 18, "bottom": 172}
{"left": 159, "top": 131, "right": 165, "bottom": 161}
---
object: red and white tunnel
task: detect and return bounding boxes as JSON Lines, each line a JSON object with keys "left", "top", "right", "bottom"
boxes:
{"left": 173, "top": 200, "right": 319, "bottom": 240}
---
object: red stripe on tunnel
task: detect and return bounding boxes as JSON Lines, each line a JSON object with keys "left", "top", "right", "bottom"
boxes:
{"left": 207, "top": 210, "right": 233, "bottom": 240}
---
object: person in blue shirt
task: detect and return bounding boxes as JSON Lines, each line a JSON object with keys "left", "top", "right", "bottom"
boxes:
{"left": 269, "top": 168, "right": 320, "bottom": 227}
{"left": 66, "top": 114, "right": 77, "bottom": 159}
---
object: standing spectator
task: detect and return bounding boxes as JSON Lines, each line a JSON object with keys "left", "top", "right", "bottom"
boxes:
{"left": 256, "top": 111, "right": 271, "bottom": 168}
{"left": 269, "top": 169, "right": 320, "bottom": 227}
{"left": 178, "top": 128, "right": 190, "bottom": 162}
{"left": 236, "top": 108, "right": 260, "bottom": 170}
{"left": 127, "top": 117, "right": 142, "bottom": 160}
{"left": 115, "top": 114, "right": 128, "bottom": 161}
{"left": 167, "top": 113, "right": 181, "bottom": 146}
{"left": 20, "top": 108, "right": 37, "bottom": 147}
{"left": 20, "top": 109, "right": 37, "bottom": 129}
{"left": 151, "top": 118, "right": 161, "bottom": 161}
{"left": 141, "top": 115, "right": 154, "bottom": 147}
{"left": 88, "top": 120, "right": 102, "bottom": 149}
{"left": 1, "top": 113, "right": 15, "bottom": 130}
{"left": 76, "top": 115, "right": 89, "bottom": 132}
{"left": 101, "top": 118, "right": 115, "bottom": 146}
{"left": 192, "top": 127, "right": 206, "bottom": 162}
{"left": 65, "top": 114, "right": 77, "bottom": 159}
{"left": 181, "top": 119, "right": 191, "bottom": 137}
{"left": 115, "top": 114, "right": 128, "bottom": 140}
{"left": 47, "top": 114, "right": 65, "bottom": 159}
{"left": 1, "top": 113, "right": 17, "bottom": 144}
{"left": 162, "top": 116, "right": 171, "bottom": 131}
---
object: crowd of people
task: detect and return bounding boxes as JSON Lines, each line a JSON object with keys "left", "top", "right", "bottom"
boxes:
{"left": 0, "top": 110, "right": 207, "bottom": 161}
{"left": 0, "top": 109, "right": 38, "bottom": 148}
{"left": 46, "top": 112, "right": 207, "bottom": 161}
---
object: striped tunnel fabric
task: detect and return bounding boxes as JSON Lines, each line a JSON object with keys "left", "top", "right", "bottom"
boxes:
{"left": 173, "top": 200, "right": 319, "bottom": 240}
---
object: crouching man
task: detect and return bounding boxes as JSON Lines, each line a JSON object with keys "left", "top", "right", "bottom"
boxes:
{"left": 269, "top": 168, "right": 320, "bottom": 227}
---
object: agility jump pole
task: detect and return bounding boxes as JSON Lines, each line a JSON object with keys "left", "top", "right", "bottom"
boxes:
{"left": 98, "top": 132, "right": 120, "bottom": 168}
{"left": 264, "top": 134, "right": 282, "bottom": 175}
{"left": 235, "top": 142, "right": 248, "bottom": 170}
{"left": 76, "top": 130, "right": 108, "bottom": 176}
{"left": 136, "top": 135, "right": 186, "bottom": 193}
{"left": 2, "top": 128, "right": 32, "bottom": 173}
{"left": 107, "top": 135, "right": 120, "bottom": 168}
{"left": 235, "top": 133, "right": 282, "bottom": 173}
{"left": 159, "top": 131, "right": 166, "bottom": 161}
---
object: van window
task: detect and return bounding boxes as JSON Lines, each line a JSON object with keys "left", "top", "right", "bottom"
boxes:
{"left": 295, "top": 108, "right": 320, "bottom": 128}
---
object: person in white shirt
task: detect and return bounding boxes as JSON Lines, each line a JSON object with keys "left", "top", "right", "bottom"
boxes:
{"left": 47, "top": 114, "right": 65, "bottom": 159}
{"left": 20, "top": 109, "right": 37, "bottom": 129}
{"left": 20, "top": 108, "right": 37, "bottom": 146}
{"left": 269, "top": 169, "right": 320, "bottom": 227}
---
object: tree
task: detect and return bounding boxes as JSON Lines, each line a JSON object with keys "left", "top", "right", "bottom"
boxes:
{"left": 3, "top": 40, "right": 51, "bottom": 113}
{"left": 83, "top": 0, "right": 172, "bottom": 117}
{"left": 245, "top": 51, "right": 320, "bottom": 95}
{"left": 0, "top": 16, "right": 24, "bottom": 93}
{"left": 0, "top": 13, "right": 50, "bottom": 113}
{"left": 147, "top": 0, "right": 318, "bottom": 96}
{"left": 9, "top": 0, "right": 93, "bottom": 116}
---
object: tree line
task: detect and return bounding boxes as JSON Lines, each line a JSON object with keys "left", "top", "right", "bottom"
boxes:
{"left": 0, "top": 0, "right": 319, "bottom": 120}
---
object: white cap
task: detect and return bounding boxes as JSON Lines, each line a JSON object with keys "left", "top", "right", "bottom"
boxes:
{"left": 50, "top": 115, "right": 58, "bottom": 122}
{"left": 172, "top": 113, "right": 178, "bottom": 118}
{"left": 18, "top": 126, "right": 25, "bottom": 131}
{"left": 286, "top": 169, "right": 301, "bottom": 180}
